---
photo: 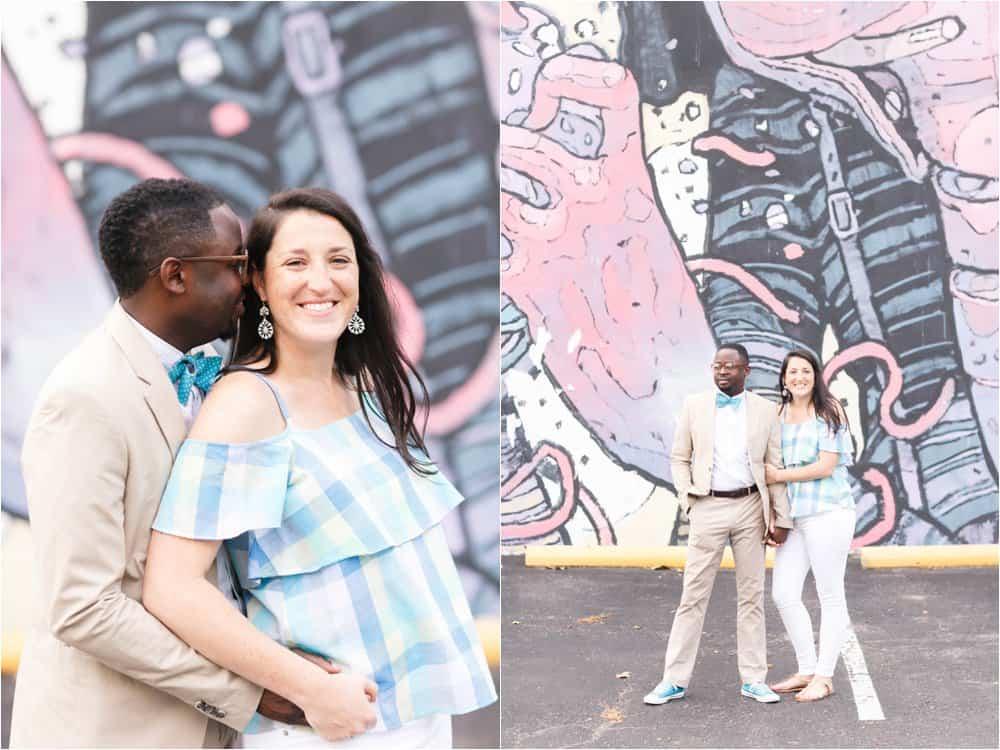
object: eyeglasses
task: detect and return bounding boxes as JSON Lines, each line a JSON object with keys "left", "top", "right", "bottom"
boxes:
{"left": 147, "top": 254, "right": 249, "bottom": 284}
{"left": 710, "top": 362, "right": 745, "bottom": 373}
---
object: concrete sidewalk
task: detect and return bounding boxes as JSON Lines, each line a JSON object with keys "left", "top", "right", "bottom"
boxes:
{"left": 501, "top": 556, "right": 998, "bottom": 748}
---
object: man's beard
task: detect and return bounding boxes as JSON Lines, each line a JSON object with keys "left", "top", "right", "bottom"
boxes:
{"left": 217, "top": 321, "right": 238, "bottom": 342}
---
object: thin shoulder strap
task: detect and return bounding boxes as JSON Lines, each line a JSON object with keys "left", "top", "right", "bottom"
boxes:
{"left": 226, "top": 366, "right": 291, "bottom": 424}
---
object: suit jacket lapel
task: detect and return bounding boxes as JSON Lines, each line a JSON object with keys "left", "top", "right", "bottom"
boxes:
{"left": 701, "top": 391, "right": 716, "bottom": 452}
{"left": 745, "top": 392, "right": 765, "bottom": 456}
{"left": 105, "top": 302, "right": 187, "bottom": 458}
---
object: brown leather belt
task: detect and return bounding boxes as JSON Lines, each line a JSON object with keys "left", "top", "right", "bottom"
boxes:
{"left": 705, "top": 485, "right": 756, "bottom": 498}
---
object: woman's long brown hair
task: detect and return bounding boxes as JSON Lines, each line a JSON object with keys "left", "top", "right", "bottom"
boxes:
{"left": 778, "top": 349, "right": 849, "bottom": 434}
{"left": 232, "top": 188, "right": 433, "bottom": 475}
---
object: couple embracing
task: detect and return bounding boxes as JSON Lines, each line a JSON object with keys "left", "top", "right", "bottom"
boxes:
{"left": 11, "top": 179, "right": 495, "bottom": 749}
{"left": 645, "top": 343, "right": 857, "bottom": 707}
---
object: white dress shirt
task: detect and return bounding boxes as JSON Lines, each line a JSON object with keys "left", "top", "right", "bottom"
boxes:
{"left": 711, "top": 389, "right": 755, "bottom": 491}
{"left": 123, "top": 311, "right": 203, "bottom": 428}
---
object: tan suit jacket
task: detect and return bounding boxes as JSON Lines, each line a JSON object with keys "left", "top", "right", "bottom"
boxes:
{"left": 10, "top": 303, "right": 263, "bottom": 748}
{"left": 670, "top": 389, "right": 791, "bottom": 531}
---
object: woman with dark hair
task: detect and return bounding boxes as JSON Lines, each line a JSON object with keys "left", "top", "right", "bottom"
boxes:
{"left": 763, "top": 349, "right": 856, "bottom": 703}
{"left": 142, "top": 188, "right": 495, "bottom": 747}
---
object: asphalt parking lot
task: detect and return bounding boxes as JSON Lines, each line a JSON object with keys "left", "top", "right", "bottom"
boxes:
{"left": 501, "top": 555, "right": 998, "bottom": 748}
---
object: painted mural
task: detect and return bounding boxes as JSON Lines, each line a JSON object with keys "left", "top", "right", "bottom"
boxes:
{"left": 500, "top": 1, "right": 998, "bottom": 548}
{"left": 1, "top": 1, "right": 500, "bottom": 614}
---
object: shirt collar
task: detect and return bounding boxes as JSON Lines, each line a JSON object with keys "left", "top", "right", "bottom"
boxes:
{"left": 121, "top": 308, "right": 186, "bottom": 371}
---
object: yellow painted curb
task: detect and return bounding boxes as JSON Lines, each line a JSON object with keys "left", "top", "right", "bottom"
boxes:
{"left": 860, "top": 544, "right": 998, "bottom": 568}
{"left": 0, "top": 620, "right": 500, "bottom": 676}
{"left": 475, "top": 616, "right": 500, "bottom": 668}
{"left": 525, "top": 545, "right": 776, "bottom": 569}
{"left": 2, "top": 632, "right": 23, "bottom": 675}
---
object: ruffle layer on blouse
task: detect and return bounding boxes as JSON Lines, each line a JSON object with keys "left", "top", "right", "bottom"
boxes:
{"left": 784, "top": 418, "right": 854, "bottom": 468}
{"left": 153, "top": 424, "right": 464, "bottom": 582}
{"left": 817, "top": 420, "right": 854, "bottom": 467}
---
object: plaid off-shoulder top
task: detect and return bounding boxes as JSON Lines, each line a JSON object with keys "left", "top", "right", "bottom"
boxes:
{"left": 153, "top": 374, "right": 495, "bottom": 733}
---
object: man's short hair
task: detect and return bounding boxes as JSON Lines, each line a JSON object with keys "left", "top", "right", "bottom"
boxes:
{"left": 97, "top": 178, "right": 225, "bottom": 298}
{"left": 716, "top": 342, "right": 749, "bottom": 364}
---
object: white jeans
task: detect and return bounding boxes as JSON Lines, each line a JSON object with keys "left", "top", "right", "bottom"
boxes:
{"left": 240, "top": 714, "right": 451, "bottom": 749}
{"left": 771, "top": 506, "right": 855, "bottom": 677}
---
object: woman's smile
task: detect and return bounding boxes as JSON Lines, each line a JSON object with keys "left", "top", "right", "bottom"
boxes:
{"left": 299, "top": 300, "right": 338, "bottom": 315}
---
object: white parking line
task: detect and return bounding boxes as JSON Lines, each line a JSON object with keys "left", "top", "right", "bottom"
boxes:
{"left": 841, "top": 623, "right": 885, "bottom": 720}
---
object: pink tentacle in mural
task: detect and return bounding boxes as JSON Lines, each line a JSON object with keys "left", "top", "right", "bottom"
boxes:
{"left": 686, "top": 258, "right": 801, "bottom": 323}
{"left": 851, "top": 467, "right": 898, "bottom": 549}
{"left": 50, "top": 133, "right": 183, "bottom": 179}
{"left": 823, "top": 341, "right": 956, "bottom": 441}
{"left": 383, "top": 272, "right": 426, "bottom": 364}
{"left": 500, "top": 443, "right": 577, "bottom": 541}
{"left": 501, "top": 0, "right": 528, "bottom": 32}
{"left": 576, "top": 485, "right": 614, "bottom": 545}
{"left": 424, "top": 328, "right": 500, "bottom": 436}
{"left": 692, "top": 134, "right": 777, "bottom": 167}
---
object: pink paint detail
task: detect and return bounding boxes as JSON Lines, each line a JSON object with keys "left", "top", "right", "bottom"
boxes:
{"left": 424, "top": 329, "right": 500, "bottom": 437}
{"left": 851, "top": 467, "right": 898, "bottom": 549}
{"left": 209, "top": 101, "right": 251, "bottom": 138}
{"left": 501, "top": 54, "right": 716, "bottom": 478}
{"left": 500, "top": 443, "right": 614, "bottom": 545}
{"left": 501, "top": 0, "right": 528, "bottom": 31}
{"left": 860, "top": 2, "right": 931, "bottom": 36}
{"left": 719, "top": 3, "right": 909, "bottom": 58}
{"left": 601, "top": 252, "right": 636, "bottom": 325}
{"left": 50, "top": 133, "right": 183, "bottom": 179}
{"left": 383, "top": 269, "right": 497, "bottom": 438}
{"left": 692, "top": 134, "right": 776, "bottom": 167}
{"left": 383, "top": 272, "right": 425, "bottom": 363}
{"left": 934, "top": 181, "right": 1000, "bottom": 236}
{"left": 623, "top": 188, "right": 653, "bottom": 222}
{"left": 714, "top": 3, "right": 997, "bottom": 184}
{"left": 949, "top": 270, "right": 999, "bottom": 338}
{"left": 822, "top": 341, "right": 956, "bottom": 440}
{"left": 953, "top": 106, "right": 999, "bottom": 180}
{"left": 783, "top": 242, "right": 805, "bottom": 260}
{"left": 2, "top": 60, "right": 113, "bottom": 477}
{"left": 577, "top": 485, "right": 614, "bottom": 545}
{"left": 686, "top": 258, "right": 801, "bottom": 323}
{"left": 500, "top": 444, "right": 577, "bottom": 541}
{"left": 468, "top": 1, "right": 501, "bottom": 117}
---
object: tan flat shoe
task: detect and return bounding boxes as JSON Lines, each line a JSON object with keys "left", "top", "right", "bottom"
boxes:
{"left": 770, "top": 674, "right": 813, "bottom": 693}
{"left": 795, "top": 677, "right": 834, "bottom": 702}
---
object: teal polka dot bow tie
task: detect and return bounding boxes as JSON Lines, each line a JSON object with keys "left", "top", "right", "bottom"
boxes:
{"left": 167, "top": 352, "right": 222, "bottom": 406}
{"left": 715, "top": 392, "right": 744, "bottom": 410}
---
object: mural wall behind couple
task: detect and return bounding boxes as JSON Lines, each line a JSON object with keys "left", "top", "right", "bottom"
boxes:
{"left": 2, "top": 2, "right": 501, "bottom": 625}
{"left": 499, "top": 0, "right": 998, "bottom": 549}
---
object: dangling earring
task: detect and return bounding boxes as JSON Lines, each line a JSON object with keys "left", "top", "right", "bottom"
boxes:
{"left": 348, "top": 307, "right": 365, "bottom": 335}
{"left": 258, "top": 303, "right": 274, "bottom": 340}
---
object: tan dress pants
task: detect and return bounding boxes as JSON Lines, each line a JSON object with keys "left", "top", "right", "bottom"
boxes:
{"left": 661, "top": 492, "right": 768, "bottom": 687}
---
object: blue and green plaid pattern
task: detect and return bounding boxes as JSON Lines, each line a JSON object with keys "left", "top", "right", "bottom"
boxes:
{"left": 154, "top": 410, "right": 496, "bottom": 732}
{"left": 781, "top": 417, "right": 855, "bottom": 518}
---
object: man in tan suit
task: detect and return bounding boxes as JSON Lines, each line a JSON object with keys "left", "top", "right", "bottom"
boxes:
{"left": 11, "top": 179, "right": 322, "bottom": 748}
{"left": 644, "top": 344, "right": 791, "bottom": 706}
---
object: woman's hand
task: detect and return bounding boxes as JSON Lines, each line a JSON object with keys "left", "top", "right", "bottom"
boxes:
{"left": 299, "top": 672, "right": 379, "bottom": 741}
{"left": 257, "top": 651, "right": 341, "bottom": 725}
{"left": 764, "top": 464, "right": 783, "bottom": 484}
